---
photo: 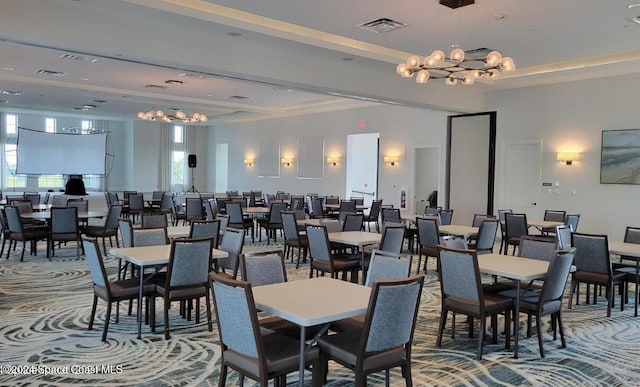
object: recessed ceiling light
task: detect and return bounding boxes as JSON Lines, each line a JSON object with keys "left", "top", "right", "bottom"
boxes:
{"left": 494, "top": 13, "right": 505, "bottom": 20}
{"left": 628, "top": 3, "right": 640, "bottom": 9}
{"left": 634, "top": 16, "right": 640, "bottom": 24}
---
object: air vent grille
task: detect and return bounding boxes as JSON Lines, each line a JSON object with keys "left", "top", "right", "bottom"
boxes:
{"left": 60, "top": 54, "right": 98, "bottom": 63}
{"left": 357, "top": 18, "right": 407, "bottom": 33}
{"left": 36, "top": 69, "right": 65, "bottom": 77}
{"left": 144, "top": 84, "right": 168, "bottom": 90}
{"left": 227, "top": 95, "right": 249, "bottom": 100}
{"left": 0, "top": 90, "right": 24, "bottom": 95}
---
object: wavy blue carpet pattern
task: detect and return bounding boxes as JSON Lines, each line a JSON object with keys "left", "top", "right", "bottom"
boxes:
{"left": 1, "top": 237, "right": 640, "bottom": 386}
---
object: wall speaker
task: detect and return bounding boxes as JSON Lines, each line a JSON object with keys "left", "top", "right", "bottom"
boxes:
{"left": 188, "top": 154, "right": 197, "bottom": 168}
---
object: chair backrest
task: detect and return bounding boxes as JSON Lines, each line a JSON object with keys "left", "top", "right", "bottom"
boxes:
{"left": 160, "top": 194, "right": 174, "bottom": 212}
{"left": 68, "top": 199, "right": 88, "bottom": 212}
{"left": 83, "top": 237, "right": 109, "bottom": 289}
{"left": 497, "top": 209, "right": 513, "bottom": 223}
{"left": 306, "top": 225, "right": 332, "bottom": 265}
{"left": 474, "top": 219, "right": 499, "bottom": 253}
{"left": 350, "top": 196, "right": 364, "bottom": 205}
{"left": 118, "top": 218, "right": 134, "bottom": 247}
{"left": 190, "top": 220, "right": 220, "bottom": 247}
{"left": 217, "top": 228, "right": 245, "bottom": 277}
{"left": 318, "top": 218, "right": 341, "bottom": 232}
{"left": 225, "top": 202, "right": 245, "bottom": 223}
{"left": 123, "top": 191, "right": 138, "bottom": 202}
{"left": 438, "top": 247, "right": 481, "bottom": 303}
{"left": 152, "top": 190, "right": 165, "bottom": 200}
{"left": 141, "top": 213, "right": 168, "bottom": 229}
{"left": 104, "top": 205, "right": 123, "bottom": 231}
{"left": 268, "top": 202, "right": 287, "bottom": 223}
{"left": 339, "top": 200, "right": 356, "bottom": 213}
{"left": 51, "top": 195, "right": 69, "bottom": 207}
{"left": 442, "top": 238, "right": 468, "bottom": 249}
{"left": 381, "top": 208, "right": 401, "bottom": 224}
{"left": 365, "top": 249, "right": 412, "bottom": 287}
{"left": 565, "top": 214, "right": 580, "bottom": 232}
{"left": 439, "top": 209, "right": 454, "bottom": 226}
{"left": 555, "top": 224, "right": 572, "bottom": 249}
{"left": 217, "top": 214, "right": 230, "bottom": 233}
{"left": 424, "top": 206, "right": 441, "bottom": 216}
{"left": 572, "top": 232, "right": 611, "bottom": 274}
{"left": 310, "top": 198, "right": 325, "bottom": 217}
{"left": 108, "top": 192, "right": 120, "bottom": 206}
{"left": 361, "top": 276, "right": 425, "bottom": 354}
{"left": 624, "top": 226, "right": 640, "bottom": 244}
{"left": 544, "top": 209, "right": 566, "bottom": 222}
{"left": 378, "top": 224, "right": 405, "bottom": 254}
{"left": 540, "top": 248, "right": 576, "bottom": 303}
{"left": 325, "top": 196, "right": 339, "bottom": 205}
{"left": 240, "top": 249, "right": 287, "bottom": 286}
{"left": 472, "top": 214, "right": 496, "bottom": 227}
{"left": 185, "top": 197, "right": 204, "bottom": 219}
{"left": 205, "top": 199, "right": 217, "bottom": 221}
{"left": 166, "top": 237, "right": 213, "bottom": 287}
{"left": 281, "top": 211, "right": 300, "bottom": 242}
{"left": 133, "top": 227, "right": 169, "bottom": 246}
{"left": 417, "top": 217, "right": 440, "bottom": 248}
{"left": 342, "top": 213, "right": 363, "bottom": 231}
{"left": 25, "top": 193, "right": 40, "bottom": 206}
{"left": 291, "top": 196, "right": 305, "bottom": 210}
{"left": 51, "top": 206, "right": 78, "bottom": 234}
{"left": 368, "top": 199, "right": 382, "bottom": 219}
{"left": 518, "top": 236, "right": 557, "bottom": 261}
{"left": 4, "top": 206, "right": 24, "bottom": 233}
{"left": 210, "top": 274, "right": 263, "bottom": 361}
{"left": 14, "top": 201, "right": 33, "bottom": 216}
{"left": 505, "top": 213, "right": 528, "bottom": 239}
{"left": 128, "top": 193, "right": 144, "bottom": 211}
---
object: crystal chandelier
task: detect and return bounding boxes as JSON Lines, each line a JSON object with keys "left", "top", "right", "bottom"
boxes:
{"left": 395, "top": 48, "right": 515, "bottom": 86}
{"left": 137, "top": 109, "right": 207, "bottom": 123}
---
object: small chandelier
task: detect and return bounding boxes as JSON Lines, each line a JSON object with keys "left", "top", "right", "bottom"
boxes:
{"left": 395, "top": 48, "right": 515, "bottom": 86}
{"left": 137, "top": 109, "right": 208, "bottom": 123}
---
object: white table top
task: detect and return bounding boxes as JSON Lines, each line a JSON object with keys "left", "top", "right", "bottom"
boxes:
{"left": 439, "top": 224, "right": 479, "bottom": 238}
{"left": 109, "top": 244, "right": 228, "bottom": 267}
{"left": 609, "top": 240, "right": 640, "bottom": 258}
{"left": 477, "top": 253, "right": 549, "bottom": 281}
{"left": 527, "top": 220, "right": 563, "bottom": 228}
{"left": 244, "top": 206, "right": 270, "bottom": 214}
{"left": 296, "top": 218, "right": 324, "bottom": 227}
{"left": 328, "top": 231, "right": 381, "bottom": 247}
{"left": 252, "top": 277, "right": 371, "bottom": 326}
{"left": 324, "top": 204, "right": 368, "bottom": 210}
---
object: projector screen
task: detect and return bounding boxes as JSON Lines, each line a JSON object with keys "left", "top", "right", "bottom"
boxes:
{"left": 16, "top": 128, "right": 107, "bottom": 175}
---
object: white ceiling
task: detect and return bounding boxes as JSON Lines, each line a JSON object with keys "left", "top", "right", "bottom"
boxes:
{"left": 1, "top": 0, "right": 639, "bottom": 124}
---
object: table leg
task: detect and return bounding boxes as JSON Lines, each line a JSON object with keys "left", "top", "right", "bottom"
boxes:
{"left": 360, "top": 248, "right": 366, "bottom": 285}
{"left": 514, "top": 280, "right": 521, "bottom": 359}
{"left": 635, "top": 260, "right": 639, "bottom": 317}
{"left": 137, "top": 265, "right": 144, "bottom": 339}
{"left": 298, "top": 325, "right": 307, "bottom": 386}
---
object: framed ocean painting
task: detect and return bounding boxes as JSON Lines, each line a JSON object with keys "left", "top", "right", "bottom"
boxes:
{"left": 601, "top": 129, "right": 640, "bottom": 184}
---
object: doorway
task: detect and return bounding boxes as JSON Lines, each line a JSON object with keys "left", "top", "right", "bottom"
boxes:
{"left": 502, "top": 141, "right": 542, "bottom": 218}
{"left": 346, "top": 133, "right": 379, "bottom": 206}
{"left": 414, "top": 146, "right": 441, "bottom": 215}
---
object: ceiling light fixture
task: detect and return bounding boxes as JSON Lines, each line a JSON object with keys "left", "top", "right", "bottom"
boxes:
{"left": 137, "top": 109, "right": 208, "bottom": 123}
{"left": 396, "top": 48, "right": 516, "bottom": 86}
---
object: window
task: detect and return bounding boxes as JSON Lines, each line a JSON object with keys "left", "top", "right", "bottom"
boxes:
{"left": 4, "top": 143, "right": 26, "bottom": 188}
{"left": 81, "top": 120, "right": 93, "bottom": 134}
{"left": 172, "top": 151, "right": 185, "bottom": 188}
{"left": 38, "top": 175, "right": 64, "bottom": 188}
{"left": 45, "top": 117, "right": 56, "bottom": 133}
{"left": 174, "top": 125, "right": 184, "bottom": 143}
{"left": 6, "top": 114, "right": 16, "bottom": 135}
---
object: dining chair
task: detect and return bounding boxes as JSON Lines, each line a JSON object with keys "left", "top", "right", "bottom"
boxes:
{"left": 309, "top": 197, "right": 325, "bottom": 219}
{"left": 152, "top": 237, "right": 214, "bottom": 339}
{"left": 436, "top": 246, "right": 512, "bottom": 360}
{"left": 281, "top": 211, "right": 308, "bottom": 268}
{"left": 67, "top": 199, "right": 89, "bottom": 230}
{"left": 497, "top": 209, "right": 513, "bottom": 254}
{"left": 377, "top": 223, "right": 406, "bottom": 255}
{"left": 504, "top": 213, "right": 529, "bottom": 255}
{"left": 467, "top": 219, "right": 499, "bottom": 255}
{"left": 617, "top": 226, "right": 640, "bottom": 266}
{"left": 49, "top": 206, "right": 83, "bottom": 258}
{"left": 306, "top": 224, "right": 360, "bottom": 283}
{"left": 171, "top": 195, "right": 186, "bottom": 226}
{"left": 471, "top": 213, "right": 495, "bottom": 227}
{"left": 189, "top": 220, "right": 220, "bottom": 248}
{"left": 184, "top": 197, "right": 204, "bottom": 225}
{"left": 424, "top": 206, "right": 442, "bottom": 216}
{"left": 141, "top": 213, "right": 168, "bottom": 229}
{"left": 568, "top": 232, "right": 626, "bottom": 317}
{"left": 226, "top": 202, "right": 254, "bottom": 242}
{"left": 439, "top": 208, "right": 454, "bottom": 226}
{"left": 416, "top": 217, "right": 441, "bottom": 274}
{"left": 51, "top": 195, "right": 69, "bottom": 207}
{"left": 204, "top": 198, "right": 217, "bottom": 221}
{"left": 257, "top": 202, "right": 287, "bottom": 244}
{"left": 210, "top": 272, "right": 322, "bottom": 387}
{"left": 542, "top": 210, "right": 567, "bottom": 235}
{"left": 84, "top": 205, "right": 123, "bottom": 254}
{"left": 363, "top": 199, "right": 383, "bottom": 232}
{"left": 0, "top": 209, "right": 12, "bottom": 258}
{"left": 212, "top": 227, "right": 245, "bottom": 280}
{"left": 25, "top": 192, "right": 40, "bottom": 206}
{"left": 318, "top": 275, "right": 425, "bottom": 386}
{"left": 83, "top": 237, "right": 155, "bottom": 342}
{"left": 4, "top": 206, "right": 49, "bottom": 261}
{"left": 499, "top": 248, "right": 576, "bottom": 358}
{"left": 127, "top": 193, "right": 145, "bottom": 224}
{"left": 555, "top": 224, "right": 573, "bottom": 250}
{"left": 565, "top": 214, "right": 580, "bottom": 232}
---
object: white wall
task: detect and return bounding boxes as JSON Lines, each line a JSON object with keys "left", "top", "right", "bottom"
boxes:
{"left": 209, "top": 104, "right": 451, "bottom": 213}
{"left": 486, "top": 72, "right": 640, "bottom": 239}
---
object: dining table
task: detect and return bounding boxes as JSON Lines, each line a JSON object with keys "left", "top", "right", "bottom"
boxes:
{"left": 109, "top": 244, "right": 228, "bottom": 339}
{"left": 328, "top": 231, "right": 381, "bottom": 283}
{"left": 439, "top": 224, "right": 479, "bottom": 239}
{"left": 252, "top": 276, "right": 371, "bottom": 386}
{"left": 477, "top": 253, "right": 550, "bottom": 358}
{"left": 609, "top": 240, "right": 640, "bottom": 317}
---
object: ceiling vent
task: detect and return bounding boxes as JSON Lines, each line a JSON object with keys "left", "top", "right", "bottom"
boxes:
{"left": 440, "top": 0, "right": 475, "bottom": 9}
{"left": 357, "top": 18, "right": 407, "bottom": 33}
{"left": 60, "top": 54, "right": 98, "bottom": 63}
{"left": 88, "top": 99, "right": 108, "bottom": 104}
{"left": 179, "top": 72, "right": 208, "bottom": 79}
{"left": 36, "top": 69, "right": 65, "bottom": 77}
{"left": 464, "top": 47, "right": 493, "bottom": 59}
{"left": 227, "top": 95, "right": 249, "bottom": 100}
{"left": 144, "top": 84, "right": 168, "bottom": 90}
{"left": 0, "top": 90, "right": 24, "bottom": 95}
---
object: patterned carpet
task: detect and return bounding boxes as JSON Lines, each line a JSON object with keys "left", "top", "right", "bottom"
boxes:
{"left": 1, "top": 236, "right": 639, "bottom": 386}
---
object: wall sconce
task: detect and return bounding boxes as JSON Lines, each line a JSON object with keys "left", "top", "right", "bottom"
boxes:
{"left": 243, "top": 158, "right": 255, "bottom": 167}
{"left": 557, "top": 152, "right": 580, "bottom": 165}
{"left": 281, "top": 157, "right": 294, "bottom": 166}
{"left": 326, "top": 156, "right": 340, "bottom": 166}
{"left": 384, "top": 155, "right": 400, "bottom": 166}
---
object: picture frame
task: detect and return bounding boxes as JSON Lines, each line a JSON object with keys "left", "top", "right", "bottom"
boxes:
{"left": 600, "top": 129, "right": 640, "bottom": 184}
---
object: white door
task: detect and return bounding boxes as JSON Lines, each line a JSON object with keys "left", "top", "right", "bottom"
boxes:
{"left": 346, "top": 133, "right": 379, "bottom": 207}
{"left": 502, "top": 141, "right": 541, "bottom": 218}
